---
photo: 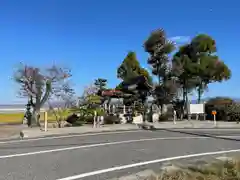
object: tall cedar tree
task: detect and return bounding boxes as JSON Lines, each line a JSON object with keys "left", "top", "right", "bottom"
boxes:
{"left": 144, "top": 29, "right": 178, "bottom": 111}
{"left": 116, "top": 51, "right": 152, "bottom": 106}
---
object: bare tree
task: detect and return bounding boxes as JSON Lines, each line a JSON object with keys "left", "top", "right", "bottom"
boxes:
{"left": 48, "top": 81, "right": 75, "bottom": 128}
{"left": 78, "top": 83, "right": 99, "bottom": 106}
{"left": 14, "top": 63, "right": 72, "bottom": 127}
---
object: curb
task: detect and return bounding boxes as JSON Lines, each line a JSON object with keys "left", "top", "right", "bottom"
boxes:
{"left": 0, "top": 134, "right": 20, "bottom": 141}
{"left": 19, "top": 128, "right": 141, "bottom": 139}
{"left": 109, "top": 170, "right": 156, "bottom": 180}
{"left": 146, "top": 127, "right": 240, "bottom": 131}
{"left": 2, "top": 125, "right": 240, "bottom": 141}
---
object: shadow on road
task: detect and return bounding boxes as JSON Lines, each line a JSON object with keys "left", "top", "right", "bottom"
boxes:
{"left": 152, "top": 128, "right": 240, "bottom": 142}
{"left": 0, "top": 127, "right": 240, "bottom": 150}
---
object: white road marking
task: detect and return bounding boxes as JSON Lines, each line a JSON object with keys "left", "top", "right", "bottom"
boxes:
{"left": 0, "top": 130, "right": 142, "bottom": 144}
{"left": 0, "top": 135, "right": 239, "bottom": 159}
{"left": 0, "top": 136, "right": 208, "bottom": 159}
{"left": 57, "top": 149, "right": 240, "bottom": 180}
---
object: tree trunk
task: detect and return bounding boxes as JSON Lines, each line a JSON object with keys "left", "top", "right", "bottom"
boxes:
{"left": 183, "top": 87, "right": 188, "bottom": 113}
{"left": 185, "top": 89, "right": 190, "bottom": 120}
{"left": 160, "top": 104, "right": 163, "bottom": 115}
{"left": 197, "top": 82, "right": 203, "bottom": 104}
{"left": 31, "top": 108, "right": 41, "bottom": 127}
{"left": 58, "top": 118, "right": 62, "bottom": 128}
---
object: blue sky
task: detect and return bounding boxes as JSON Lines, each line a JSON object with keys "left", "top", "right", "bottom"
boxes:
{"left": 0, "top": 0, "right": 239, "bottom": 104}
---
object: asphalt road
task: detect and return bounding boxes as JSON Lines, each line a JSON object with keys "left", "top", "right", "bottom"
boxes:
{"left": 0, "top": 129, "right": 240, "bottom": 180}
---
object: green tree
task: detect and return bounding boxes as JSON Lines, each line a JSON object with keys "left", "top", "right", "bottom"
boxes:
{"left": 144, "top": 29, "right": 175, "bottom": 85}
{"left": 14, "top": 64, "right": 71, "bottom": 127}
{"left": 172, "top": 45, "right": 199, "bottom": 106}
{"left": 173, "top": 34, "right": 231, "bottom": 104}
{"left": 144, "top": 28, "right": 178, "bottom": 111}
{"left": 191, "top": 34, "right": 231, "bottom": 102}
{"left": 196, "top": 55, "right": 231, "bottom": 102}
{"left": 116, "top": 51, "right": 152, "bottom": 107}
{"left": 117, "top": 51, "right": 152, "bottom": 83}
{"left": 94, "top": 78, "right": 107, "bottom": 91}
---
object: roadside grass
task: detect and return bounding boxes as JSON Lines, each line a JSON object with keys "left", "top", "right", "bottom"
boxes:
{"left": 146, "top": 156, "right": 240, "bottom": 180}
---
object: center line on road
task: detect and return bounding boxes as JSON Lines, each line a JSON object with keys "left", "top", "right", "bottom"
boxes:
{"left": 0, "top": 135, "right": 239, "bottom": 159}
{"left": 57, "top": 148, "right": 240, "bottom": 180}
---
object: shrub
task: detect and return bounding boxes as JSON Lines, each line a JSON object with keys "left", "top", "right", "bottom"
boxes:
{"left": 80, "top": 116, "right": 94, "bottom": 124}
{"left": 65, "top": 114, "right": 80, "bottom": 124}
{"left": 226, "top": 103, "right": 240, "bottom": 123}
{"left": 104, "top": 115, "right": 120, "bottom": 124}
{"left": 71, "top": 121, "right": 83, "bottom": 126}
{"left": 205, "top": 97, "right": 234, "bottom": 121}
{"left": 158, "top": 114, "right": 169, "bottom": 121}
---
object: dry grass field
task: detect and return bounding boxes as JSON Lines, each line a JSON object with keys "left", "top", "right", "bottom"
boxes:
{"left": 0, "top": 111, "right": 57, "bottom": 124}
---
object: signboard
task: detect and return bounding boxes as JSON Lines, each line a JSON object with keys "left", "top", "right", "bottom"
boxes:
{"left": 212, "top": 110, "right": 217, "bottom": 126}
{"left": 212, "top": 110, "right": 217, "bottom": 115}
{"left": 189, "top": 104, "right": 204, "bottom": 114}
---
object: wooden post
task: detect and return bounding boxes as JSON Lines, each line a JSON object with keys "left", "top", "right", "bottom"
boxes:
{"left": 44, "top": 111, "right": 48, "bottom": 132}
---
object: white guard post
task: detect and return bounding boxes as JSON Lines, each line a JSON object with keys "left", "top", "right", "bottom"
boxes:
{"left": 123, "top": 105, "right": 126, "bottom": 114}
{"left": 173, "top": 110, "right": 176, "bottom": 124}
{"left": 93, "top": 110, "right": 97, "bottom": 128}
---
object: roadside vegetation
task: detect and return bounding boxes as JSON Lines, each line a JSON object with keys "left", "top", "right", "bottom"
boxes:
{"left": 3, "top": 27, "right": 240, "bottom": 180}
{"left": 133, "top": 156, "right": 240, "bottom": 180}
{"left": 7, "top": 27, "right": 239, "bottom": 127}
